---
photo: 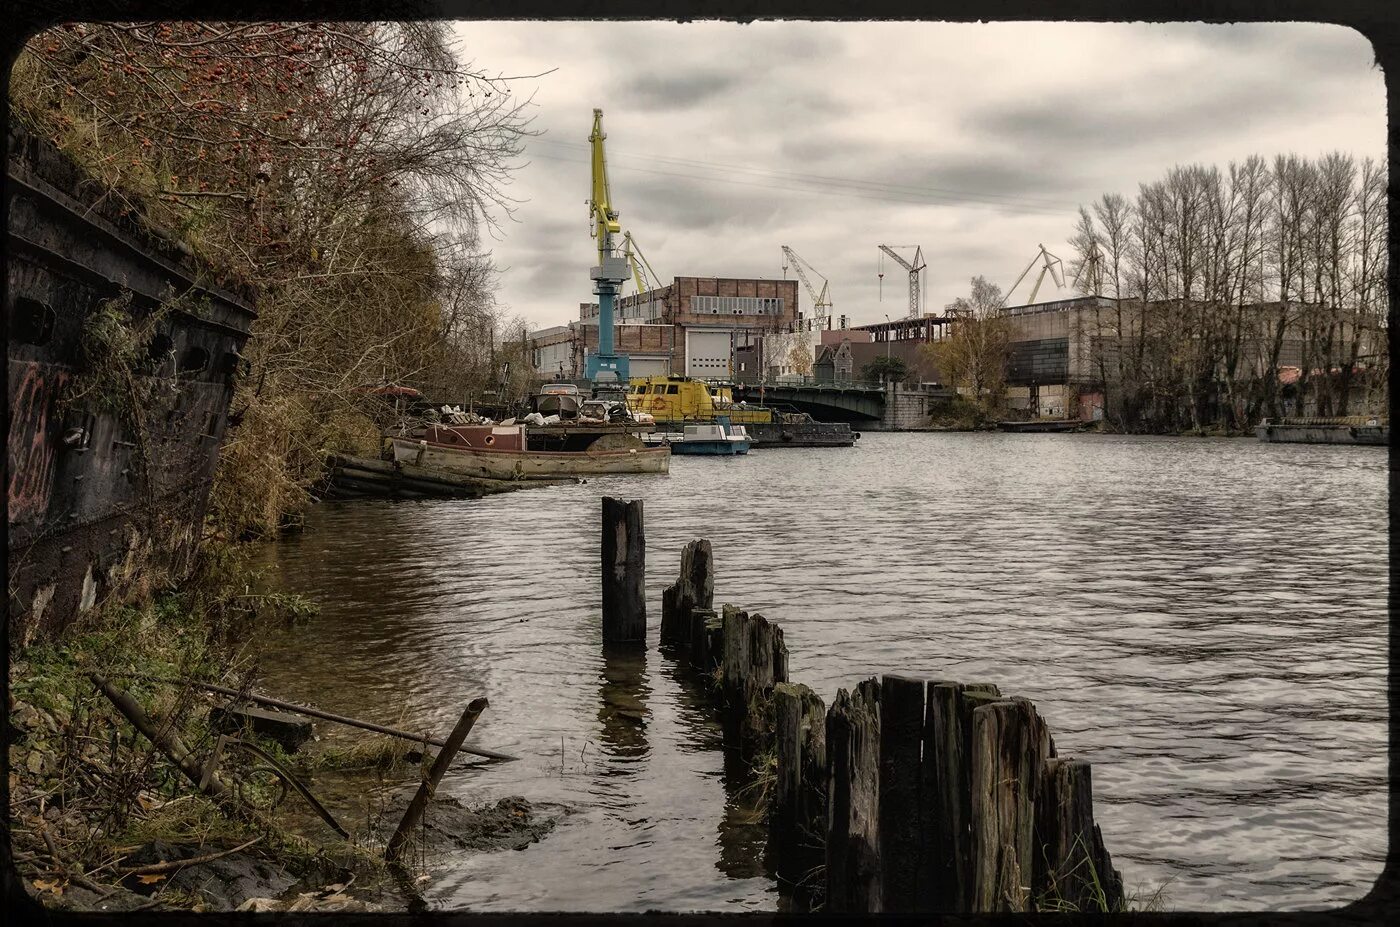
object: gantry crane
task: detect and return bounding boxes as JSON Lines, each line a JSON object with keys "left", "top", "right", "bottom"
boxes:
{"left": 780, "top": 246, "right": 833, "bottom": 330}
{"left": 584, "top": 108, "right": 633, "bottom": 392}
{"left": 622, "top": 230, "right": 663, "bottom": 296}
{"left": 878, "top": 245, "right": 926, "bottom": 319}
{"left": 1001, "top": 244, "right": 1066, "bottom": 308}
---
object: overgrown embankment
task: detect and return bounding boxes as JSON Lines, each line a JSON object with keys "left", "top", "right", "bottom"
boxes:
{"left": 9, "top": 545, "right": 557, "bottom": 913}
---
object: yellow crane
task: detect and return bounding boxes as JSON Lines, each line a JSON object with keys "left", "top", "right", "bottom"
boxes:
{"left": 584, "top": 108, "right": 632, "bottom": 389}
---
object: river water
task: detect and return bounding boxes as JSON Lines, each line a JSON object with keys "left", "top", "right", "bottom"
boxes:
{"left": 249, "top": 432, "right": 1388, "bottom": 912}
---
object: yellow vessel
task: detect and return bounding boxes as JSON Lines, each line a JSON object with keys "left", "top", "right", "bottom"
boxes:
{"left": 627, "top": 376, "right": 774, "bottom": 425}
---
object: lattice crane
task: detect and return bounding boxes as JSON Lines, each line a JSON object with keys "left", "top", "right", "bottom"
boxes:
{"left": 1002, "top": 244, "right": 1066, "bottom": 308}
{"left": 780, "top": 246, "right": 833, "bottom": 330}
{"left": 878, "top": 244, "right": 926, "bottom": 319}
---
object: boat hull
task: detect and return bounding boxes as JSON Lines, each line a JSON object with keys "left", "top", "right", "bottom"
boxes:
{"left": 389, "top": 436, "right": 670, "bottom": 480}
{"left": 1256, "top": 422, "right": 1388, "bottom": 446}
{"left": 746, "top": 421, "right": 857, "bottom": 447}
{"left": 996, "top": 419, "right": 1084, "bottom": 433}
{"left": 670, "top": 441, "right": 750, "bottom": 455}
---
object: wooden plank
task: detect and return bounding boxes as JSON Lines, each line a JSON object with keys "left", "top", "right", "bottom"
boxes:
{"left": 600, "top": 497, "right": 646, "bottom": 645}
{"left": 878, "top": 675, "right": 924, "bottom": 911}
{"left": 922, "top": 682, "right": 1002, "bottom": 911}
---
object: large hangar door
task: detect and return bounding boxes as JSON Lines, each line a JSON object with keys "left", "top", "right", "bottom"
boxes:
{"left": 686, "top": 329, "right": 733, "bottom": 378}
{"left": 629, "top": 356, "right": 669, "bottom": 378}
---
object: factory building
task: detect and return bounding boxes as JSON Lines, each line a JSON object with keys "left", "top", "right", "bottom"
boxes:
{"left": 530, "top": 277, "right": 800, "bottom": 380}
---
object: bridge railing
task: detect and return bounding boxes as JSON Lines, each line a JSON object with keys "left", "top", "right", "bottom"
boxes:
{"left": 724, "top": 374, "right": 890, "bottom": 390}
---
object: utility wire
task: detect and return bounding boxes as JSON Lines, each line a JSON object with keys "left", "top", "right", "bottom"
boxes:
{"left": 530, "top": 137, "right": 1079, "bottom": 212}
{"left": 527, "top": 151, "right": 1073, "bottom": 218}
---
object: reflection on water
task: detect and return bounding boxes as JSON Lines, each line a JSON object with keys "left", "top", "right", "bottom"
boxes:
{"left": 597, "top": 647, "right": 650, "bottom": 764}
{"left": 250, "top": 433, "right": 1387, "bottom": 911}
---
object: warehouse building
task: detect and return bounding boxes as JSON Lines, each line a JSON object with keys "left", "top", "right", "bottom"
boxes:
{"left": 530, "top": 276, "right": 800, "bottom": 380}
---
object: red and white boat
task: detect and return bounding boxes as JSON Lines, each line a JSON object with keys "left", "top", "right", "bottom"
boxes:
{"left": 388, "top": 424, "right": 669, "bottom": 480}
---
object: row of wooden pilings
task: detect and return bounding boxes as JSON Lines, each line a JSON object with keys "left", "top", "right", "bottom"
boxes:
{"left": 600, "top": 497, "right": 1125, "bottom": 913}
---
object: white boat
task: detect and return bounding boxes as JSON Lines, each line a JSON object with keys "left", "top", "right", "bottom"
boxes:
{"left": 669, "top": 422, "right": 752, "bottom": 456}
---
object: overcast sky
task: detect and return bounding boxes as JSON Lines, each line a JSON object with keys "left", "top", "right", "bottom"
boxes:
{"left": 451, "top": 20, "right": 1385, "bottom": 331}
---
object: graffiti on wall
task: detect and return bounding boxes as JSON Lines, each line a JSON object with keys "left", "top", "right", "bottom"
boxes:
{"left": 7, "top": 360, "right": 68, "bottom": 526}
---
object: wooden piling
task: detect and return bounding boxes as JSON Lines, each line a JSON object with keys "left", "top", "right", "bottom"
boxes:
{"left": 720, "top": 608, "right": 785, "bottom": 760}
{"left": 922, "top": 681, "right": 1000, "bottom": 911}
{"left": 825, "top": 680, "right": 881, "bottom": 913}
{"left": 969, "top": 697, "right": 1053, "bottom": 912}
{"left": 600, "top": 497, "right": 646, "bottom": 645}
{"left": 660, "top": 539, "right": 713, "bottom": 647}
{"left": 878, "top": 675, "right": 924, "bottom": 911}
{"left": 771, "top": 681, "right": 826, "bottom": 896}
{"left": 1036, "top": 758, "right": 1124, "bottom": 912}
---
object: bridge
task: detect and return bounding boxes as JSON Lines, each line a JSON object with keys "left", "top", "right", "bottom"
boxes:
{"left": 732, "top": 379, "right": 885, "bottom": 421}
{"left": 726, "top": 378, "right": 954, "bottom": 427}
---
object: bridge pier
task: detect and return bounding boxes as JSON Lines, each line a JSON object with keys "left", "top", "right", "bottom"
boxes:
{"left": 879, "top": 383, "right": 931, "bottom": 430}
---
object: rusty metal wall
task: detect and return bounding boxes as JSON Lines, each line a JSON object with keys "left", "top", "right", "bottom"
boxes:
{"left": 6, "top": 126, "right": 256, "bottom": 642}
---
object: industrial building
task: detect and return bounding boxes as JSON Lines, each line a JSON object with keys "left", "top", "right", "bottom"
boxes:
{"left": 530, "top": 276, "right": 801, "bottom": 380}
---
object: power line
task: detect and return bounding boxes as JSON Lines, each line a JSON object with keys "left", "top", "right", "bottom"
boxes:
{"left": 526, "top": 151, "right": 1074, "bottom": 218}
{"left": 530, "top": 137, "right": 1079, "bottom": 212}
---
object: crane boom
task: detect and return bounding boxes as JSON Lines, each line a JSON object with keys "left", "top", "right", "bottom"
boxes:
{"left": 781, "top": 246, "right": 832, "bottom": 328}
{"left": 588, "top": 108, "right": 621, "bottom": 265}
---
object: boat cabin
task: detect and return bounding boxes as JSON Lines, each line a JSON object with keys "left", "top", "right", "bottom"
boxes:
{"left": 419, "top": 424, "right": 527, "bottom": 451}
{"left": 627, "top": 375, "right": 773, "bottom": 425}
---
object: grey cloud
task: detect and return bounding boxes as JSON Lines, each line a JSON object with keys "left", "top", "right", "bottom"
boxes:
{"left": 966, "top": 72, "right": 1333, "bottom": 155}
{"left": 619, "top": 70, "right": 742, "bottom": 112}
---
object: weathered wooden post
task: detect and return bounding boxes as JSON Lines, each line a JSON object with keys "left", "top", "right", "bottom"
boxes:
{"left": 601, "top": 496, "right": 646, "bottom": 645}
{"left": 660, "top": 539, "right": 713, "bottom": 648}
{"left": 969, "top": 697, "right": 1053, "bottom": 912}
{"left": 922, "top": 681, "right": 1000, "bottom": 911}
{"left": 720, "top": 608, "right": 787, "bottom": 760}
{"left": 771, "top": 681, "right": 827, "bottom": 899}
{"left": 1036, "top": 758, "right": 1124, "bottom": 911}
{"left": 826, "top": 678, "right": 881, "bottom": 912}
{"left": 878, "top": 675, "right": 925, "bottom": 911}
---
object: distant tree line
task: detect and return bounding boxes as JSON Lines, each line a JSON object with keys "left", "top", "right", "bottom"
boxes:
{"left": 1067, "top": 154, "right": 1388, "bottom": 432}
{"left": 12, "top": 22, "right": 539, "bottom": 536}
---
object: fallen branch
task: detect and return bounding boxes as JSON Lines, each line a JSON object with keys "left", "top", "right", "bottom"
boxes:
{"left": 117, "top": 835, "right": 264, "bottom": 876}
{"left": 118, "top": 674, "right": 517, "bottom": 762}
{"left": 89, "top": 673, "right": 231, "bottom": 801}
